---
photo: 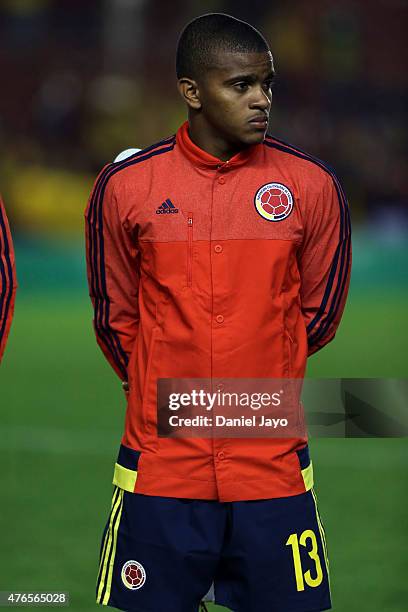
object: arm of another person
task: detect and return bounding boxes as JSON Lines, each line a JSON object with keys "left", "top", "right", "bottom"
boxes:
{"left": 298, "top": 171, "right": 352, "bottom": 356}
{"left": 0, "top": 195, "right": 17, "bottom": 363}
{"left": 85, "top": 169, "right": 140, "bottom": 383}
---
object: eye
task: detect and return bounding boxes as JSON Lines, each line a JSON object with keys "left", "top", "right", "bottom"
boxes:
{"left": 234, "top": 82, "right": 250, "bottom": 92}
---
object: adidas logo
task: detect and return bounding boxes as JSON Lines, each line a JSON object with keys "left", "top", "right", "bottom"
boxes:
{"left": 156, "top": 199, "right": 179, "bottom": 214}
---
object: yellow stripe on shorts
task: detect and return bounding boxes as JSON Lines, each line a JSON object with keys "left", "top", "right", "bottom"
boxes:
{"left": 97, "top": 487, "right": 120, "bottom": 582}
{"left": 96, "top": 487, "right": 124, "bottom": 605}
{"left": 311, "top": 487, "right": 331, "bottom": 591}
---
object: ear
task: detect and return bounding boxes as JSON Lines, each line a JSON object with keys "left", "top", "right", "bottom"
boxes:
{"left": 177, "top": 77, "right": 202, "bottom": 110}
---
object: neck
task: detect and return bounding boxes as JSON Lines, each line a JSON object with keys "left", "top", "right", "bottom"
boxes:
{"left": 187, "top": 114, "right": 245, "bottom": 162}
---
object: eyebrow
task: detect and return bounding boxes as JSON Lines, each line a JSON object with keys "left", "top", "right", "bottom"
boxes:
{"left": 224, "top": 71, "right": 276, "bottom": 85}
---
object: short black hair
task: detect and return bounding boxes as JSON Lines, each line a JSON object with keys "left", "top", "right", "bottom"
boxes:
{"left": 176, "top": 13, "right": 270, "bottom": 80}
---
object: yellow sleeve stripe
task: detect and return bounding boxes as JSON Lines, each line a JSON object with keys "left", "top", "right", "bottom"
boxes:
{"left": 113, "top": 462, "right": 138, "bottom": 492}
{"left": 301, "top": 461, "right": 314, "bottom": 491}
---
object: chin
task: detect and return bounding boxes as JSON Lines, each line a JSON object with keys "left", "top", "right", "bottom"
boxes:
{"left": 243, "top": 131, "right": 266, "bottom": 146}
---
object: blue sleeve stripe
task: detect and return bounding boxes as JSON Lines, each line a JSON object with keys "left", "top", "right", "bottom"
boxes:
{"left": 0, "top": 204, "right": 14, "bottom": 349}
{"left": 88, "top": 169, "right": 127, "bottom": 378}
{"left": 307, "top": 169, "right": 351, "bottom": 346}
{"left": 87, "top": 136, "right": 176, "bottom": 378}
{"left": 88, "top": 136, "right": 175, "bottom": 377}
{"left": 308, "top": 183, "right": 351, "bottom": 346}
{"left": 264, "top": 138, "right": 346, "bottom": 333}
{"left": 304, "top": 170, "right": 350, "bottom": 345}
{"left": 264, "top": 137, "right": 351, "bottom": 348}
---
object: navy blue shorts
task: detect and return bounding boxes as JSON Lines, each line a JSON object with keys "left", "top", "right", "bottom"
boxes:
{"left": 96, "top": 488, "right": 331, "bottom": 612}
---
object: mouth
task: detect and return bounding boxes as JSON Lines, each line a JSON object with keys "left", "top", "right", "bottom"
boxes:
{"left": 248, "top": 115, "right": 269, "bottom": 129}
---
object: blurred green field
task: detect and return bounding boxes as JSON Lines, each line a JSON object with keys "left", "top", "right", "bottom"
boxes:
{"left": 0, "top": 281, "right": 407, "bottom": 611}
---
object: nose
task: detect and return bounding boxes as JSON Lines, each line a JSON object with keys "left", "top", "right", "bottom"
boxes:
{"left": 249, "top": 85, "right": 271, "bottom": 111}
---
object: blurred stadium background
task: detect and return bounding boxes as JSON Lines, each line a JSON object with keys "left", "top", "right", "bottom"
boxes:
{"left": 0, "top": 0, "right": 407, "bottom": 610}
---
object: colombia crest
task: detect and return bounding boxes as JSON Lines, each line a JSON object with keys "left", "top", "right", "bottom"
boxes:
{"left": 121, "top": 560, "right": 146, "bottom": 590}
{"left": 254, "top": 182, "right": 294, "bottom": 222}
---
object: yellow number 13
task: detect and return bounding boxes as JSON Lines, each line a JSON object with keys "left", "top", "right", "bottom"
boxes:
{"left": 286, "top": 530, "right": 323, "bottom": 591}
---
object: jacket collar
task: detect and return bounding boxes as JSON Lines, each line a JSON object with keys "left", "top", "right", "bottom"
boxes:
{"left": 176, "top": 121, "right": 258, "bottom": 170}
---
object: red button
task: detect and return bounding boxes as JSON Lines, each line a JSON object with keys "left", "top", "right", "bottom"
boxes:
{"left": 217, "top": 452, "right": 225, "bottom": 460}
{"left": 216, "top": 315, "right": 224, "bottom": 323}
{"left": 218, "top": 177, "right": 225, "bottom": 184}
{"left": 214, "top": 244, "right": 223, "bottom": 253}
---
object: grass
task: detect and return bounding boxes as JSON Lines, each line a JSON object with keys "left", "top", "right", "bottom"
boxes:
{"left": 0, "top": 290, "right": 407, "bottom": 611}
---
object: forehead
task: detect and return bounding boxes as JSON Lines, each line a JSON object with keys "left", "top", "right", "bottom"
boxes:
{"left": 207, "top": 50, "right": 274, "bottom": 79}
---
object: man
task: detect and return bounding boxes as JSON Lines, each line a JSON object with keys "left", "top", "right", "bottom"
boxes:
{"left": 0, "top": 195, "right": 17, "bottom": 363}
{"left": 85, "top": 13, "right": 351, "bottom": 612}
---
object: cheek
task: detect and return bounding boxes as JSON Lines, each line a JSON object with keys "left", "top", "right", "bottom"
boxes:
{"left": 203, "top": 87, "right": 236, "bottom": 114}
{"left": 201, "top": 87, "right": 245, "bottom": 127}
{"left": 210, "top": 95, "right": 243, "bottom": 122}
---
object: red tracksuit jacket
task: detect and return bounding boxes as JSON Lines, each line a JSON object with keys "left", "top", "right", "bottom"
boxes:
{"left": 85, "top": 121, "right": 351, "bottom": 501}
{"left": 0, "top": 196, "right": 17, "bottom": 363}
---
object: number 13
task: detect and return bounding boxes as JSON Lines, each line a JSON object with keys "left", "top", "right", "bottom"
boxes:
{"left": 286, "top": 530, "right": 323, "bottom": 591}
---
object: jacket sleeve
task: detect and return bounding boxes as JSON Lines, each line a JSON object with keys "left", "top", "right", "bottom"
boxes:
{"left": 85, "top": 168, "right": 140, "bottom": 381}
{"left": 298, "top": 171, "right": 352, "bottom": 356}
{"left": 0, "top": 196, "right": 17, "bottom": 363}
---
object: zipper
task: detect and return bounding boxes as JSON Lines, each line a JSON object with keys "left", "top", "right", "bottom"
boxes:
{"left": 187, "top": 212, "right": 193, "bottom": 287}
{"left": 284, "top": 328, "right": 294, "bottom": 377}
{"left": 142, "top": 327, "right": 158, "bottom": 433}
